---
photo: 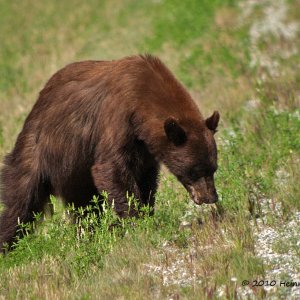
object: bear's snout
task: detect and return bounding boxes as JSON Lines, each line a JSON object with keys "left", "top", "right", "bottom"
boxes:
{"left": 187, "top": 177, "right": 218, "bottom": 205}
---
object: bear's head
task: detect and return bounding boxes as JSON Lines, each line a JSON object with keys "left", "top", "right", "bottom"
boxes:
{"left": 163, "top": 111, "right": 220, "bottom": 205}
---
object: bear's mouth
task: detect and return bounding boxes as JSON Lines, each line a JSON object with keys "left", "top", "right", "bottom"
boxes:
{"left": 187, "top": 185, "right": 205, "bottom": 205}
{"left": 184, "top": 179, "right": 218, "bottom": 205}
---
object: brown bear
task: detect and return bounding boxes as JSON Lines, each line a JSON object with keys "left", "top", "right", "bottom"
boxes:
{"left": 0, "top": 54, "right": 219, "bottom": 251}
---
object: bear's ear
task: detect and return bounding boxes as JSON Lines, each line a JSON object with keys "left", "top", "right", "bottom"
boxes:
{"left": 164, "top": 117, "right": 187, "bottom": 146}
{"left": 206, "top": 111, "right": 220, "bottom": 133}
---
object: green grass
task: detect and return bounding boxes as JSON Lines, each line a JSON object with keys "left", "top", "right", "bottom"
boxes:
{"left": 1, "top": 0, "right": 300, "bottom": 299}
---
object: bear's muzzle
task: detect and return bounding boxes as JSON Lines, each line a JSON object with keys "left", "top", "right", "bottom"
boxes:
{"left": 186, "top": 176, "right": 218, "bottom": 205}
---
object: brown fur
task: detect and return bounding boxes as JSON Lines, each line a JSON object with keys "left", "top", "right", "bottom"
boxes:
{"left": 0, "top": 55, "right": 220, "bottom": 251}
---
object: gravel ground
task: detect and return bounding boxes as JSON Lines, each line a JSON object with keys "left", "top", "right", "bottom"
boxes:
{"left": 240, "top": 0, "right": 299, "bottom": 77}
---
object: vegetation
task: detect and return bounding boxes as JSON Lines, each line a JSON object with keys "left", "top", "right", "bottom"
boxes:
{"left": 0, "top": 0, "right": 299, "bottom": 299}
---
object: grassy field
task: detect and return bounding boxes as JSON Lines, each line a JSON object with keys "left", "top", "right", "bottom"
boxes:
{"left": 0, "top": 0, "right": 300, "bottom": 299}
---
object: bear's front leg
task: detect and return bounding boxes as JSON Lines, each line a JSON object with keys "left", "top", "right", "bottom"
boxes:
{"left": 91, "top": 162, "right": 141, "bottom": 218}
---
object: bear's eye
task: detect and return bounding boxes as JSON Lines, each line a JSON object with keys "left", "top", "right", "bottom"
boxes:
{"left": 188, "top": 165, "right": 216, "bottom": 182}
{"left": 188, "top": 167, "right": 203, "bottom": 182}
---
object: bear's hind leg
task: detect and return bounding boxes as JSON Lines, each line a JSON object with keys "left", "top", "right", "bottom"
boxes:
{"left": 0, "top": 163, "right": 50, "bottom": 252}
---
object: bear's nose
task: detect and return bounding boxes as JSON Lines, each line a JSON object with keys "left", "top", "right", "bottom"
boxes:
{"left": 198, "top": 192, "right": 218, "bottom": 204}
{"left": 186, "top": 183, "right": 218, "bottom": 205}
{"left": 208, "top": 193, "right": 218, "bottom": 203}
